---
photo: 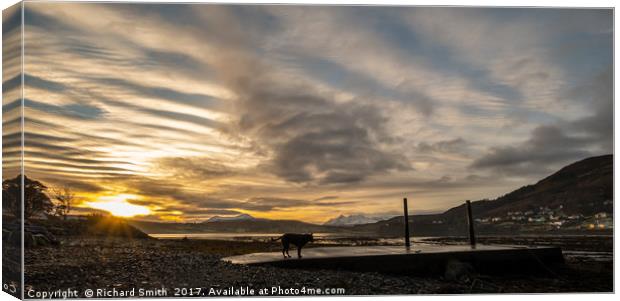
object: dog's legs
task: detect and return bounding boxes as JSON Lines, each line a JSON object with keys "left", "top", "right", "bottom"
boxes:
{"left": 283, "top": 241, "right": 291, "bottom": 258}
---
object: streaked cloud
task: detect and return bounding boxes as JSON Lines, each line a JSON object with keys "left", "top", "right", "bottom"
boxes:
{"left": 3, "top": 3, "right": 612, "bottom": 222}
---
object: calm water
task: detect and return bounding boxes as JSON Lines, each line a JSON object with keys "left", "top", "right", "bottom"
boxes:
{"left": 148, "top": 233, "right": 613, "bottom": 259}
{"left": 151, "top": 233, "right": 290, "bottom": 240}
{"left": 149, "top": 232, "right": 435, "bottom": 245}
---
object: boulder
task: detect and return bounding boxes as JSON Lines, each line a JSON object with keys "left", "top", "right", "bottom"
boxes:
{"left": 444, "top": 259, "right": 475, "bottom": 283}
{"left": 2, "top": 222, "right": 60, "bottom": 247}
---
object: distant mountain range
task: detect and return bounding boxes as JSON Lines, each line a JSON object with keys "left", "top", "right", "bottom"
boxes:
{"left": 205, "top": 213, "right": 255, "bottom": 223}
{"left": 130, "top": 155, "right": 612, "bottom": 236}
{"left": 324, "top": 214, "right": 388, "bottom": 226}
{"left": 131, "top": 217, "right": 336, "bottom": 234}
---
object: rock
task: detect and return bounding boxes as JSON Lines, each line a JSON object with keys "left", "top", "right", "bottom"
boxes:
{"left": 3, "top": 228, "right": 12, "bottom": 241}
{"left": 24, "top": 232, "right": 35, "bottom": 247}
{"left": 33, "top": 234, "right": 51, "bottom": 246}
{"left": 444, "top": 259, "right": 475, "bottom": 283}
{"left": 3, "top": 223, "right": 60, "bottom": 247}
{"left": 6, "top": 230, "right": 17, "bottom": 246}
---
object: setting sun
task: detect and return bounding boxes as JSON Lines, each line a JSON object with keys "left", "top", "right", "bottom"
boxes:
{"left": 85, "top": 194, "right": 151, "bottom": 217}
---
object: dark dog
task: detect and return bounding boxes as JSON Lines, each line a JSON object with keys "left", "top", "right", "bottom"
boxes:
{"left": 272, "top": 233, "right": 314, "bottom": 258}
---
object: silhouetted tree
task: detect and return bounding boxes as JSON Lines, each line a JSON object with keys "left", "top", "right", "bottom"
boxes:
{"left": 2, "top": 175, "right": 53, "bottom": 220}
{"left": 50, "top": 186, "right": 75, "bottom": 220}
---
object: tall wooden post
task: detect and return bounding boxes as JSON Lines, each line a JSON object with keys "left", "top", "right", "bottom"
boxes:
{"left": 466, "top": 200, "right": 476, "bottom": 248}
{"left": 403, "top": 198, "right": 411, "bottom": 248}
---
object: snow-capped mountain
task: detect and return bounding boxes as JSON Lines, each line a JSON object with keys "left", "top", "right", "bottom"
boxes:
{"left": 324, "top": 214, "right": 387, "bottom": 226}
{"left": 205, "top": 213, "right": 255, "bottom": 223}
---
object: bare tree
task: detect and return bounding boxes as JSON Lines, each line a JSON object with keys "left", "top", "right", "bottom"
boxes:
{"left": 50, "top": 186, "right": 75, "bottom": 220}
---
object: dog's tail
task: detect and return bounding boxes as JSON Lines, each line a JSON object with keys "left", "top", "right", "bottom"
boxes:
{"left": 271, "top": 235, "right": 284, "bottom": 242}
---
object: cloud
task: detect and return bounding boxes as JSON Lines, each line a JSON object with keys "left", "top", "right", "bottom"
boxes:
{"left": 471, "top": 68, "right": 613, "bottom": 177}
{"left": 471, "top": 125, "right": 591, "bottom": 176}
{"left": 11, "top": 4, "right": 613, "bottom": 222}
{"left": 23, "top": 98, "right": 106, "bottom": 120}
{"left": 217, "top": 54, "right": 413, "bottom": 185}
{"left": 198, "top": 209, "right": 243, "bottom": 216}
{"left": 417, "top": 138, "right": 468, "bottom": 154}
{"left": 154, "top": 157, "right": 235, "bottom": 180}
{"left": 312, "top": 195, "right": 339, "bottom": 202}
{"left": 564, "top": 67, "right": 613, "bottom": 150}
{"left": 84, "top": 76, "right": 221, "bottom": 111}
{"left": 240, "top": 197, "right": 356, "bottom": 212}
{"left": 272, "top": 123, "right": 411, "bottom": 184}
{"left": 38, "top": 177, "right": 104, "bottom": 193}
{"left": 150, "top": 206, "right": 243, "bottom": 217}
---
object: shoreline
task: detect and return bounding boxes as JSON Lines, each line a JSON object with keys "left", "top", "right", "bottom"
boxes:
{"left": 22, "top": 235, "right": 613, "bottom": 296}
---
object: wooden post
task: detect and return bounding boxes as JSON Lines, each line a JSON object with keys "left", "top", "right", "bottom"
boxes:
{"left": 403, "top": 198, "right": 411, "bottom": 248}
{"left": 466, "top": 200, "right": 476, "bottom": 248}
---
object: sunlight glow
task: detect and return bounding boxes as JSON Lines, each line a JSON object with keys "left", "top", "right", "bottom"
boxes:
{"left": 86, "top": 194, "right": 151, "bottom": 217}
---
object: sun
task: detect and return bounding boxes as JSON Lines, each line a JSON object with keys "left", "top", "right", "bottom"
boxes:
{"left": 86, "top": 194, "right": 151, "bottom": 217}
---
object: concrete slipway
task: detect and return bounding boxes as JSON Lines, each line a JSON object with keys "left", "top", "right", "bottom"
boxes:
{"left": 223, "top": 244, "right": 564, "bottom": 275}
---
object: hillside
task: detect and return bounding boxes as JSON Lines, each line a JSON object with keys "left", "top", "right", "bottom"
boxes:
{"left": 353, "top": 154, "right": 613, "bottom": 236}
{"left": 450, "top": 154, "right": 612, "bottom": 217}
{"left": 130, "top": 218, "right": 337, "bottom": 234}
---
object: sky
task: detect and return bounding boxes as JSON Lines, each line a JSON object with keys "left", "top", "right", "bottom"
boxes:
{"left": 1, "top": 3, "right": 613, "bottom": 223}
